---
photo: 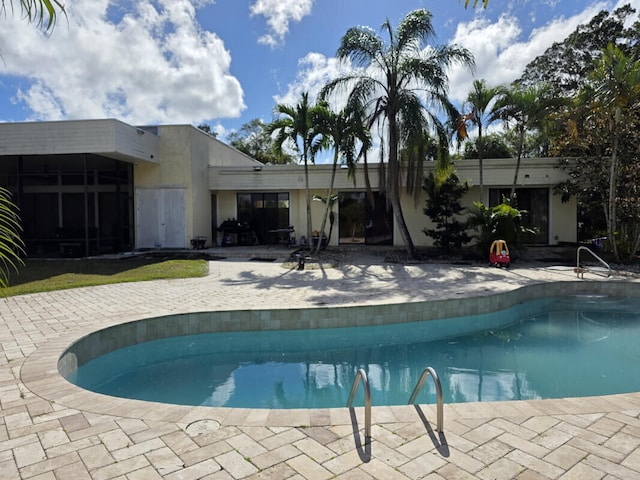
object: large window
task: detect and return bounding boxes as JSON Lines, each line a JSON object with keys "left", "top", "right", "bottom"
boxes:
{"left": 338, "top": 192, "right": 393, "bottom": 245}
{"left": 237, "top": 192, "right": 290, "bottom": 244}
{"left": 489, "top": 188, "right": 549, "bottom": 244}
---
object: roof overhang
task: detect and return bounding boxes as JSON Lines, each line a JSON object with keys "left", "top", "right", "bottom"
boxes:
{"left": 0, "top": 119, "right": 160, "bottom": 164}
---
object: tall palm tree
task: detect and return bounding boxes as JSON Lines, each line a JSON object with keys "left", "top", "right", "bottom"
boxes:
{"left": 269, "top": 92, "right": 325, "bottom": 248}
{"left": 462, "top": 79, "right": 506, "bottom": 201}
{"left": 321, "top": 9, "right": 474, "bottom": 259}
{"left": 588, "top": 44, "right": 640, "bottom": 262}
{"left": 496, "top": 83, "right": 562, "bottom": 201}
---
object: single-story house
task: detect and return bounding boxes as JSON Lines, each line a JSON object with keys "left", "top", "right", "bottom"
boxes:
{"left": 0, "top": 119, "right": 576, "bottom": 257}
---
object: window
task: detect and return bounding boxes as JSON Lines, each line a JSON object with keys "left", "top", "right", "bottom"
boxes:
{"left": 338, "top": 192, "right": 392, "bottom": 245}
{"left": 236, "top": 193, "right": 290, "bottom": 244}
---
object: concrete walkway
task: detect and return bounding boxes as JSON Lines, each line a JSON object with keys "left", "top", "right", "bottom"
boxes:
{"left": 2, "top": 250, "right": 640, "bottom": 479}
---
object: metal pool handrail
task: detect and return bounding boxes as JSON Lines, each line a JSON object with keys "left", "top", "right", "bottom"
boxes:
{"left": 408, "top": 366, "right": 444, "bottom": 433}
{"left": 347, "top": 368, "right": 371, "bottom": 443}
{"left": 576, "top": 246, "right": 611, "bottom": 279}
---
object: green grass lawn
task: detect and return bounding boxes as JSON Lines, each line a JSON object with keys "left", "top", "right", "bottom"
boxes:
{"left": 2, "top": 255, "right": 209, "bottom": 297}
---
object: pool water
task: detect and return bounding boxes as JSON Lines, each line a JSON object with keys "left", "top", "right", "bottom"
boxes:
{"left": 67, "top": 296, "right": 640, "bottom": 409}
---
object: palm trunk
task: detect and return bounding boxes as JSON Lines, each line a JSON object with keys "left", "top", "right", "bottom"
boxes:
{"left": 363, "top": 151, "right": 375, "bottom": 209}
{"left": 478, "top": 124, "right": 484, "bottom": 202}
{"left": 388, "top": 116, "right": 418, "bottom": 259}
{"left": 303, "top": 150, "right": 313, "bottom": 251}
{"left": 607, "top": 110, "right": 620, "bottom": 262}
{"left": 315, "top": 151, "right": 339, "bottom": 254}
{"left": 509, "top": 127, "right": 525, "bottom": 202}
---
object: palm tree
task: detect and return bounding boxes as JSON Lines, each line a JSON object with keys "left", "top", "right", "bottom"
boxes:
{"left": 496, "top": 83, "right": 561, "bottom": 201}
{"left": 462, "top": 79, "right": 506, "bottom": 201}
{"left": 587, "top": 44, "right": 640, "bottom": 262}
{"left": 269, "top": 92, "right": 325, "bottom": 248}
{"left": 312, "top": 102, "right": 371, "bottom": 253}
{"left": 321, "top": 9, "right": 474, "bottom": 259}
{"left": 0, "top": 188, "right": 25, "bottom": 289}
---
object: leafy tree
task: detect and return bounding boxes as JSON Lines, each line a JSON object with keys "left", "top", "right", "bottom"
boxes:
{"left": 463, "top": 133, "right": 511, "bottom": 159}
{"left": 227, "top": 118, "right": 295, "bottom": 165}
{"left": 0, "top": 188, "right": 25, "bottom": 289}
{"left": 518, "top": 4, "right": 639, "bottom": 98}
{"left": 461, "top": 79, "right": 507, "bottom": 200}
{"left": 321, "top": 9, "right": 473, "bottom": 259}
{"left": 585, "top": 44, "right": 640, "bottom": 261}
{"left": 196, "top": 124, "right": 218, "bottom": 137}
{"left": 269, "top": 93, "right": 325, "bottom": 247}
{"left": 422, "top": 172, "right": 470, "bottom": 253}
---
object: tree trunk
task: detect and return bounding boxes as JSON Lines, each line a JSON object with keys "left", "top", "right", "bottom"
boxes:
{"left": 478, "top": 124, "right": 484, "bottom": 202}
{"left": 388, "top": 115, "right": 418, "bottom": 259}
{"left": 303, "top": 151, "right": 313, "bottom": 251}
{"left": 509, "top": 127, "right": 525, "bottom": 202}
{"left": 314, "top": 151, "right": 338, "bottom": 254}
{"left": 607, "top": 110, "right": 620, "bottom": 262}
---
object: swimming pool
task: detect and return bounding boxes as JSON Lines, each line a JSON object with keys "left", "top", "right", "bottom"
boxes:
{"left": 64, "top": 294, "right": 640, "bottom": 409}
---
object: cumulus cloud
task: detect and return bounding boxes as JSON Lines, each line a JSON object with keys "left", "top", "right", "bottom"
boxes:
{"left": 0, "top": 0, "right": 245, "bottom": 124}
{"left": 250, "top": 0, "right": 314, "bottom": 47}
{"left": 273, "top": 52, "right": 346, "bottom": 107}
{"left": 446, "top": 3, "right": 611, "bottom": 103}
{"left": 277, "top": 1, "right": 633, "bottom": 114}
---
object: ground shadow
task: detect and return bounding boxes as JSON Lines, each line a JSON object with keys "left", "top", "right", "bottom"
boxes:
{"left": 349, "top": 407, "right": 372, "bottom": 462}
{"left": 414, "top": 405, "right": 449, "bottom": 457}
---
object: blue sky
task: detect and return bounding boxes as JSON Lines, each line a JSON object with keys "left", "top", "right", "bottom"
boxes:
{"left": 0, "top": 0, "right": 637, "bottom": 143}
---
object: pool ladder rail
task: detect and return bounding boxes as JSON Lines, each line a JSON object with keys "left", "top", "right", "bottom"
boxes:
{"left": 576, "top": 246, "right": 611, "bottom": 279}
{"left": 347, "top": 367, "right": 444, "bottom": 445}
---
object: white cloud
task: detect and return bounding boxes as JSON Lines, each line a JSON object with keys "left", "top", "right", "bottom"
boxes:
{"left": 446, "top": 2, "right": 611, "bottom": 104}
{"left": 250, "top": 0, "right": 314, "bottom": 47}
{"left": 0, "top": 0, "right": 245, "bottom": 124}
{"left": 273, "top": 52, "right": 346, "bottom": 107}
{"left": 279, "top": 3, "right": 616, "bottom": 112}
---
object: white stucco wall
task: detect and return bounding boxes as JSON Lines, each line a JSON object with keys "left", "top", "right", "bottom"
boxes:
{"left": 210, "top": 158, "right": 577, "bottom": 248}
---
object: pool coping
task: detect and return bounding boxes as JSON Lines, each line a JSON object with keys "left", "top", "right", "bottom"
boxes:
{"left": 21, "top": 279, "right": 640, "bottom": 429}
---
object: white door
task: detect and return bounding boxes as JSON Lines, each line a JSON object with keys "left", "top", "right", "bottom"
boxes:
{"left": 136, "top": 188, "right": 186, "bottom": 249}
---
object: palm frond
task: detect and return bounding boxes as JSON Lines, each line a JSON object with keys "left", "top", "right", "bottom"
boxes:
{"left": 396, "top": 9, "right": 435, "bottom": 52}
{"left": 337, "top": 26, "right": 383, "bottom": 66}
{"left": 0, "top": 187, "right": 25, "bottom": 289}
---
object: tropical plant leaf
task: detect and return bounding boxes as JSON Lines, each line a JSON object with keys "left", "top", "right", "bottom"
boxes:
{"left": 0, "top": 187, "right": 25, "bottom": 288}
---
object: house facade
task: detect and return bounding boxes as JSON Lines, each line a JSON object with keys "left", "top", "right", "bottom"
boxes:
{"left": 0, "top": 119, "right": 576, "bottom": 257}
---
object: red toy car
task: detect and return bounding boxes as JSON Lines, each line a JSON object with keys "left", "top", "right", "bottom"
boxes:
{"left": 489, "top": 240, "right": 511, "bottom": 268}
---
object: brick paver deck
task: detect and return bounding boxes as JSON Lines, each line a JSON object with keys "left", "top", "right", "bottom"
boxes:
{"left": 2, "top": 249, "right": 640, "bottom": 479}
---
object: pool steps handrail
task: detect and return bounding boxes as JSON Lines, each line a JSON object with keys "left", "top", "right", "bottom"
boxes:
{"left": 347, "top": 366, "right": 444, "bottom": 444}
{"left": 408, "top": 367, "right": 444, "bottom": 433}
{"left": 576, "top": 246, "right": 611, "bottom": 279}
{"left": 347, "top": 368, "right": 371, "bottom": 443}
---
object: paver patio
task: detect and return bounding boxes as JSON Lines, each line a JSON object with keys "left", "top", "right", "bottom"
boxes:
{"left": 2, "top": 248, "right": 640, "bottom": 479}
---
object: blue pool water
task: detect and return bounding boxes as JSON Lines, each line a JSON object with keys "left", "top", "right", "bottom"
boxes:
{"left": 66, "top": 295, "right": 640, "bottom": 408}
